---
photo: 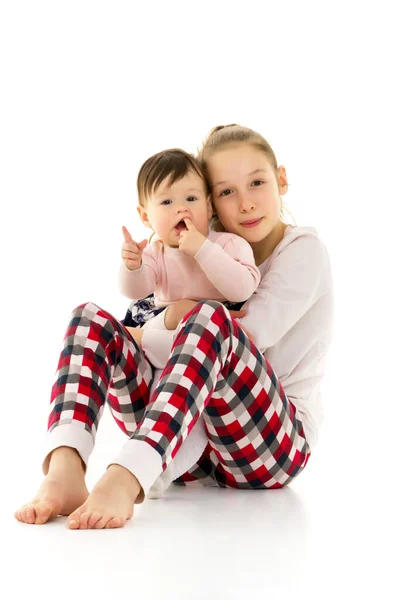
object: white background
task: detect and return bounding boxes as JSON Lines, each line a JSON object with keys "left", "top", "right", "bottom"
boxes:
{"left": 1, "top": 1, "right": 399, "bottom": 598}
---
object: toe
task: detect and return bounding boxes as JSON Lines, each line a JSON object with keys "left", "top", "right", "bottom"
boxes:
{"left": 26, "top": 506, "right": 36, "bottom": 524}
{"left": 87, "top": 512, "right": 103, "bottom": 529}
{"left": 14, "top": 508, "right": 23, "bottom": 522}
{"left": 105, "top": 516, "right": 125, "bottom": 529}
{"left": 94, "top": 516, "right": 110, "bottom": 529}
{"left": 78, "top": 511, "right": 92, "bottom": 529}
{"left": 20, "top": 507, "right": 29, "bottom": 523}
{"left": 68, "top": 512, "right": 81, "bottom": 529}
{"left": 68, "top": 505, "right": 86, "bottom": 529}
{"left": 34, "top": 502, "right": 55, "bottom": 525}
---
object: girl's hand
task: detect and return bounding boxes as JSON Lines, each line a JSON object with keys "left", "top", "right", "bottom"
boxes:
{"left": 177, "top": 219, "right": 207, "bottom": 257}
{"left": 227, "top": 311, "right": 254, "bottom": 342}
{"left": 164, "top": 299, "right": 248, "bottom": 331}
{"left": 122, "top": 226, "right": 148, "bottom": 271}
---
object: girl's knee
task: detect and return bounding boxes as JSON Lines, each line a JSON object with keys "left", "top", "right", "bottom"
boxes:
{"left": 201, "top": 299, "right": 225, "bottom": 309}
{"left": 179, "top": 300, "right": 233, "bottom": 336}
{"left": 199, "top": 300, "right": 233, "bottom": 324}
{"left": 72, "top": 301, "right": 101, "bottom": 315}
{"left": 70, "top": 302, "right": 113, "bottom": 329}
{"left": 193, "top": 299, "right": 229, "bottom": 315}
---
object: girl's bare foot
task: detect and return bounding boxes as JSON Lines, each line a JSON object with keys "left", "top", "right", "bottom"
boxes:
{"left": 14, "top": 446, "right": 89, "bottom": 525}
{"left": 67, "top": 464, "right": 142, "bottom": 530}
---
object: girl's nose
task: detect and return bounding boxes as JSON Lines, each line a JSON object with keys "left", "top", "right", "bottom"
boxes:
{"left": 238, "top": 192, "right": 255, "bottom": 212}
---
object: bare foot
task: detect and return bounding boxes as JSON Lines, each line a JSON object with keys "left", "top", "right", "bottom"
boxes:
{"left": 67, "top": 465, "right": 142, "bottom": 530}
{"left": 14, "top": 447, "right": 89, "bottom": 525}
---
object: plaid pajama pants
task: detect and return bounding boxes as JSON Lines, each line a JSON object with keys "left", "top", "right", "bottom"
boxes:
{"left": 48, "top": 300, "right": 310, "bottom": 491}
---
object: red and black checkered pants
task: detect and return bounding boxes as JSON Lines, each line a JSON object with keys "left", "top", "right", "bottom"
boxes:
{"left": 48, "top": 300, "right": 310, "bottom": 490}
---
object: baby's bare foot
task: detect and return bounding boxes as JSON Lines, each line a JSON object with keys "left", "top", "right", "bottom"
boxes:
{"left": 14, "top": 447, "right": 89, "bottom": 525}
{"left": 67, "top": 465, "right": 142, "bottom": 530}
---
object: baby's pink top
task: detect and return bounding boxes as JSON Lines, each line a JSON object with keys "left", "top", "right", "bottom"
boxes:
{"left": 119, "top": 230, "right": 261, "bottom": 306}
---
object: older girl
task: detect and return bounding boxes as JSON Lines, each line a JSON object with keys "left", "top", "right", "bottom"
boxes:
{"left": 15, "top": 124, "right": 333, "bottom": 529}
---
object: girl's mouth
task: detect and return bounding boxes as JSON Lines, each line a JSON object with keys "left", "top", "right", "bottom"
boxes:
{"left": 241, "top": 218, "right": 263, "bottom": 228}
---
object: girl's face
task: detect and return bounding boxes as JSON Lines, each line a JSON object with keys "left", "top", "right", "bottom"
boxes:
{"left": 207, "top": 144, "right": 288, "bottom": 259}
{"left": 138, "top": 170, "right": 212, "bottom": 248}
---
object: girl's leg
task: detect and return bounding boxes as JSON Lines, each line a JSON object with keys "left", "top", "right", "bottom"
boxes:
{"left": 115, "top": 300, "right": 310, "bottom": 495}
{"left": 15, "top": 301, "right": 154, "bottom": 525}
{"left": 180, "top": 302, "right": 311, "bottom": 488}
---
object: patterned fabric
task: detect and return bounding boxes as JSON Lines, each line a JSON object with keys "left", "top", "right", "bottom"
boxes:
{"left": 49, "top": 300, "right": 310, "bottom": 491}
{"left": 120, "top": 293, "right": 246, "bottom": 328}
{"left": 120, "top": 295, "right": 166, "bottom": 328}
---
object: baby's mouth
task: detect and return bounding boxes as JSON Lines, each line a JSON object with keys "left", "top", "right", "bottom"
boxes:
{"left": 173, "top": 220, "right": 188, "bottom": 234}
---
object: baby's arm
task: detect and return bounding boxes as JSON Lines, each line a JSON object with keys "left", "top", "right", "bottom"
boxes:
{"left": 119, "top": 245, "right": 159, "bottom": 300}
{"left": 194, "top": 235, "right": 261, "bottom": 302}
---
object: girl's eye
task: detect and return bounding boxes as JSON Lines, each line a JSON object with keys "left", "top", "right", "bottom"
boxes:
{"left": 251, "top": 180, "right": 265, "bottom": 187}
{"left": 161, "top": 200, "right": 172, "bottom": 205}
{"left": 219, "top": 189, "right": 232, "bottom": 197}
{"left": 187, "top": 196, "right": 197, "bottom": 202}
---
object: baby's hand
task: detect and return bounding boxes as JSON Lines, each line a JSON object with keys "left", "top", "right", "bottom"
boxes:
{"left": 121, "top": 226, "right": 148, "bottom": 271}
{"left": 178, "top": 218, "right": 206, "bottom": 257}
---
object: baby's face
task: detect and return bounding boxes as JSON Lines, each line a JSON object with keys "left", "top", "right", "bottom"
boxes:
{"left": 140, "top": 170, "right": 212, "bottom": 247}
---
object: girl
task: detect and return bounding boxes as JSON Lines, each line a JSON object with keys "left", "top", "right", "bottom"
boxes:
{"left": 14, "top": 124, "right": 334, "bottom": 530}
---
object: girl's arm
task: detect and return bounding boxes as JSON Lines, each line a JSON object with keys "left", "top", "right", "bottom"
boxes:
{"left": 194, "top": 235, "right": 261, "bottom": 302}
{"left": 236, "top": 235, "right": 332, "bottom": 352}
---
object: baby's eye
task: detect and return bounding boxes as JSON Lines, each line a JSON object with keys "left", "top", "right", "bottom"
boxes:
{"left": 251, "top": 180, "right": 264, "bottom": 187}
{"left": 186, "top": 196, "right": 197, "bottom": 202}
{"left": 161, "top": 199, "right": 172, "bottom": 205}
{"left": 219, "top": 189, "right": 232, "bottom": 197}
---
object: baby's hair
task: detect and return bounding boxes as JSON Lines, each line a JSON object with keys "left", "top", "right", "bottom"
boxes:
{"left": 197, "top": 124, "right": 296, "bottom": 229}
{"left": 137, "top": 149, "right": 209, "bottom": 207}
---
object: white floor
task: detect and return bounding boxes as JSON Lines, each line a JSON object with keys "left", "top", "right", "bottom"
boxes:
{"left": 3, "top": 401, "right": 398, "bottom": 600}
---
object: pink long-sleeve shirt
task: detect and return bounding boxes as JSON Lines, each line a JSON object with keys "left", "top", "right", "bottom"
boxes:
{"left": 118, "top": 230, "right": 261, "bottom": 306}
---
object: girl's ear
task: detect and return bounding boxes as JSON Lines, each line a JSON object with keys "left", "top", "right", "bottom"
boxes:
{"left": 137, "top": 205, "right": 152, "bottom": 229}
{"left": 277, "top": 166, "right": 289, "bottom": 194}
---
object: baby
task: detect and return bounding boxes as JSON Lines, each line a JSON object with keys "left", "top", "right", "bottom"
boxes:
{"left": 119, "top": 148, "right": 260, "bottom": 496}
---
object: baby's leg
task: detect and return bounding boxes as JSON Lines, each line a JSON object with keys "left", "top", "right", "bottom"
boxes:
{"left": 15, "top": 302, "right": 153, "bottom": 525}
